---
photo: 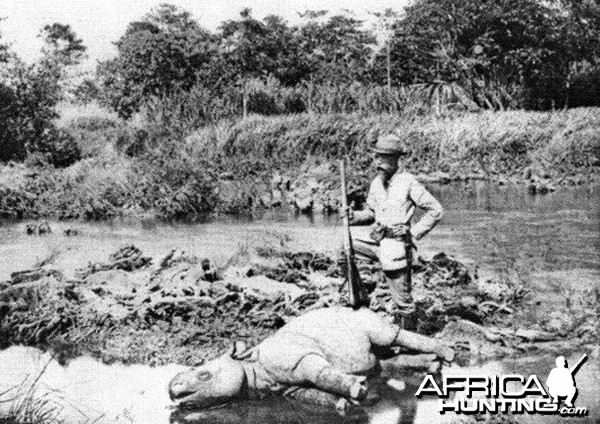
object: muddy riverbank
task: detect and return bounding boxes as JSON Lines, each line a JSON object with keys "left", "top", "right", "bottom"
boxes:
{"left": 1, "top": 238, "right": 597, "bottom": 366}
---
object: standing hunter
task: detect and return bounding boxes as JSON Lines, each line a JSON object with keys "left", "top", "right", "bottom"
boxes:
{"left": 343, "top": 133, "right": 443, "bottom": 326}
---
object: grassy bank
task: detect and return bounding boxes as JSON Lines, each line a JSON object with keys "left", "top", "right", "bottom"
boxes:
{"left": 1, "top": 107, "right": 599, "bottom": 220}
{"left": 199, "top": 108, "right": 600, "bottom": 182}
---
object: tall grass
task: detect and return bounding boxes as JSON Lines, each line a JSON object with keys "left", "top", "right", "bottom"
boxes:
{"left": 139, "top": 79, "right": 479, "bottom": 129}
{"left": 187, "top": 108, "right": 600, "bottom": 180}
{"left": 0, "top": 358, "right": 59, "bottom": 424}
{"left": 1, "top": 106, "right": 598, "bottom": 220}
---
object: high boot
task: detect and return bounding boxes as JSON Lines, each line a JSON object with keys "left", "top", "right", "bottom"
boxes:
{"left": 384, "top": 269, "right": 416, "bottom": 328}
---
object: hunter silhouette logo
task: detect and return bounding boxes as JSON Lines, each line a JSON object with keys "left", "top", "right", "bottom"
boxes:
{"left": 416, "top": 353, "right": 589, "bottom": 416}
{"left": 547, "top": 354, "right": 587, "bottom": 410}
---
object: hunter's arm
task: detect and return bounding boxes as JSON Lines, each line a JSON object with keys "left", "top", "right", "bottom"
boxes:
{"left": 349, "top": 181, "right": 376, "bottom": 226}
{"left": 409, "top": 178, "right": 443, "bottom": 240}
{"left": 349, "top": 208, "right": 375, "bottom": 226}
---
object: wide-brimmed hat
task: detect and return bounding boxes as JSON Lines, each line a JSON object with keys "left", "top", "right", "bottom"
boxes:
{"left": 371, "top": 134, "right": 408, "bottom": 155}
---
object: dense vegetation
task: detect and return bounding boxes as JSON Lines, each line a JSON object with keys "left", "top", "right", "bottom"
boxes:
{"left": 96, "top": 0, "right": 600, "bottom": 119}
{"left": 0, "top": 108, "right": 598, "bottom": 220}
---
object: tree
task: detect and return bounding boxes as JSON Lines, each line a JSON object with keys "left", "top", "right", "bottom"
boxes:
{"left": 387, "top": 0, "right": 600, "bottom": 109}
{"left": 40, "top": 23, "right": 87, "bottom": 67}
{"left": 0, "top": 22, "right": 80, "bottom": 165}
{"left": 0, "top": 21, "right": 10, "bottom": 65}
{"left": 298, "top": 11, "right": 376, "bottom": 85}
{"left": 216, "top": 9, "right": 299, "bottom": 117}
{"left": 143, "top": 3, "right": 199, "bottom": 33}
{"left": 370, "top": 8, "right": 403, "bottom": 110}
{"left": 38, "top": 23, "right": 88, "bottom": 103}
{"left": 0, "top": 59, "right": 71, "bottom": 163}
{"left": 262, "top": 15, "right": 310, "bottom": 86}
{"left": 555, "top": 0, "right": 600, "bottom": 107}
{"left": 98, "top": 4, "right": 214, "bottom": 118}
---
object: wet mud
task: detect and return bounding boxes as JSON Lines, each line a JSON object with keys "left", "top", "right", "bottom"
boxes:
{"left": 1, "top": 242, "right": 597, "bottom": 367}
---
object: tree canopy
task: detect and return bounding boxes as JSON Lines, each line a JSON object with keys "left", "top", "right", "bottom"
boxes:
{"left": 73, "top": 1, "right": 600, "bottom": 115}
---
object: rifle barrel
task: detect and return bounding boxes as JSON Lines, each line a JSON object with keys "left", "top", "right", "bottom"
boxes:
{"left": 570, "top": 354, "right": 588, "bottom": 375}
{"left": 339, "top": 158, "right": 360, "bottom": 308}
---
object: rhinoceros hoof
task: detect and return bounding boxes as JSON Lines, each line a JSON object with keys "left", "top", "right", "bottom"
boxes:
{"left": 335, "top": 398, "right": 351, "bottom": 414}
{"left": 349, "top": 376, "right": 368, "bottom": 400}
{"left": 437, "top": 345, "right": 455, "bottom": 363}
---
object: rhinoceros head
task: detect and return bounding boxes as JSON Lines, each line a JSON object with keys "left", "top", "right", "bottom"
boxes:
{"left": 169, "top": 344, "right": 248, "bottom": 408}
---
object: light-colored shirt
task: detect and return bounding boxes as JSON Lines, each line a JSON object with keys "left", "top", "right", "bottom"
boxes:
{"left": 366, "top": 171, "right": 443, "bottom": 240}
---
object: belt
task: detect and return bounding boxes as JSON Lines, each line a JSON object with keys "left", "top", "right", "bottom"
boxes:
{"left": 370, "top": 224, "right": 412, "bottom": 243}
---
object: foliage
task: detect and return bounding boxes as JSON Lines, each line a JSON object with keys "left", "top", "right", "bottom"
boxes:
{"left": 28, "top": 127, "right": 81, "bottom": 168}
{"left": 0, "top": 363, "right": 60, "bottom": 424}
{"left": 188, "top": 108, "right": 600, "bottom": 183}
{"left": 0, "top": 61, "right": 62, "bottom": 162}
{"left": 568, "top": 65, "right": 600, "bottom": 108}
{"left": 298, "top": 12, "right": 376, "bottom": 85}
{"left": 386, "top": 0, "right": 600, "bottom": 109}
{"left": 98, "top": 4, "right": 214, "bottom": 118}
{"left": 1, "top": 108, "right": 599, "bottom": 220}
{"left": 94, "top": 2, "right": 600, "bottom": 122}
{"left": 39, "top": 23, "right": 87, "bottom": 67}
{"left": 71, "top": 78, "right": 101, "bottom": 105}
{"left": 61, "top": 114, "right": 129, "bottom": 158}
{"left": 98, "top": 8, "right": 384, "bottom": 118}
{"left": 1, "top": 22, "right": 88, "bottom": 166}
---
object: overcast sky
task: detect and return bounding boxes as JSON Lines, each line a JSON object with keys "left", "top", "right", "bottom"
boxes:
{"left": 0, "top": 0, "right": 409, "bottom": 68}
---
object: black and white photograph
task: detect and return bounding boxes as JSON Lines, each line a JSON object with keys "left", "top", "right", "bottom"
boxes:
{"left": 0, "top": 1, "right": 599, "bottom": 423}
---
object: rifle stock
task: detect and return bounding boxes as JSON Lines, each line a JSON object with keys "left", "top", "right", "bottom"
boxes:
{"left": 339, "top": 159, "right": 364, "bottom": 309}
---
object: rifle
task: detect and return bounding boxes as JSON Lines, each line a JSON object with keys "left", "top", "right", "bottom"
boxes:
{"left": 339, "top": 159, "right": 365, "bottom": 309}
{"left": 570, "top": 354, "right": 588, "bottom": 375}
{"left": 404, "top": 228, "right": 413, "bottom": 296}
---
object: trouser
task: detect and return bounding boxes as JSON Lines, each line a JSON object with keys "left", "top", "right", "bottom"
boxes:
{"left": 342, "top": 229, "right": 416, "bottom": 317}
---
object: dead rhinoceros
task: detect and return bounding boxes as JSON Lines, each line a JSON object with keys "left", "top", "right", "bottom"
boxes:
{"left": 169, "top": 307, "right": 454, "bottom": 410}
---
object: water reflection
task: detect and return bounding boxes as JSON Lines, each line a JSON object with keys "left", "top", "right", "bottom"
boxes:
{"left": 170, "top": 399, "right": 370, "bottom": 424}
{"left": 0, "top": 184, "right": 598, "bottom": 282}
{"left": 169, "top": 376, "right": 422, "bottom": 424}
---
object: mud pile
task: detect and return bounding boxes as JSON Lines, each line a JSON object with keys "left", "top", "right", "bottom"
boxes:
{"left": 1, "top": 245, "right": 593, "bottom": 365}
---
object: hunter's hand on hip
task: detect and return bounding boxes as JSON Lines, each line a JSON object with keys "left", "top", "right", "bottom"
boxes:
{"left": 339, "top": 206, "right": 354, "bottom": 220}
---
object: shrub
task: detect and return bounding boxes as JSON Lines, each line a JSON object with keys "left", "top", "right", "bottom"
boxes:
{"left": 63, "top": 115, "right": 129, "bottom": 158}
{"left": 28, "top": 127, "right": 81, "bottom": 168}
{"left": 114, "top": 127, "right": 147, "bottom": 157}
{"left": 569, "top": 68, "right": 600, "bottom": 108}
{"left": 131, "top": 140, "right": 218, "bottom": 219}
{"left": 0, "top": 63, "right": 62, "bottom": 162}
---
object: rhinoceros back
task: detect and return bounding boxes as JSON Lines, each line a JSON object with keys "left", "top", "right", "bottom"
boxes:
{"left": 255, "top": 307, "right": 397, "bottom": 383}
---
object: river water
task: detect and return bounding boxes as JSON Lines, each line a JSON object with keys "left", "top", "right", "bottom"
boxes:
{"left": 0, "top": 182, "right": 598, "bottom": 281}
{"left": 1, "top": 183, "right": 599, "bottom": 423}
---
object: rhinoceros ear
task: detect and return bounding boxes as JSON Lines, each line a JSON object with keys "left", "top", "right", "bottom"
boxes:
{"left": 228, "top": 341, "right": 249, "bottom": 360}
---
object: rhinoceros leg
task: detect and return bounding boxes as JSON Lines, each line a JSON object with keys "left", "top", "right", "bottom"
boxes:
{"left": 394, "top": 329, "right": 455, "bottom": 362}
{"left": 294, "top": 354, "right": 368, "bottom": 400}
{"left": 355, "top": 308, "right": 454, "bottom": 362}
{"left": 284, "top": 386, "right": 352, "bottom": 412}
